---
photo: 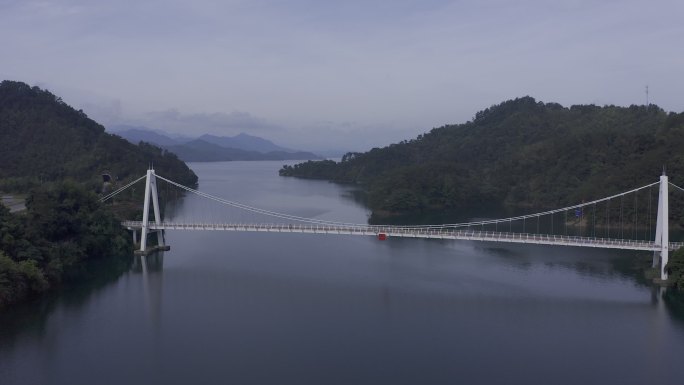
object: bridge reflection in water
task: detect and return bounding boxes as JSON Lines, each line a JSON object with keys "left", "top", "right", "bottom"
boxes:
{"left": 132, "top": 252, "right": 164, "bottom": 328}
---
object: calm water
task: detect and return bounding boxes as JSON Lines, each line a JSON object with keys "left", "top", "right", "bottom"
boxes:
{"left": 2, "top": 161, "right": 684, "bottom": 385}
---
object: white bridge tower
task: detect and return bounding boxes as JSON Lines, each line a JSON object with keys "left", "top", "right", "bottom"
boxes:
{"left": 653, "top": 171, "right": 669, "bottom": 281}
{"left": 140, "top": 167, "right": 164, "bottom": 252}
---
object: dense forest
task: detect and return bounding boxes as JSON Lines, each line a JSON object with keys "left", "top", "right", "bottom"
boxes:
{"left": 0, "top": 181, "right": 132, "bottom": 308}
{"left": 0, "top": 80, "right": 199, "bottom": 308}
{"left": 668, "top": 249, "right": 684, "bottom": 290}
{"left": 0, "top": 80, "right": 197, "bottom": 191}
{"left": 281, "top": 97, "right": 684, "bottom": 223}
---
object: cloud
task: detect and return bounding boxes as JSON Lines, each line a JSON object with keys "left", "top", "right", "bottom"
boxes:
{"left": 2, "top": 0, "right": 683, "bottom": 151}
{"left": 80, "top": 99, "right": 123, "bottom": 125}
{"left": 24, "top": 80, "right": 125, "bottom": 125}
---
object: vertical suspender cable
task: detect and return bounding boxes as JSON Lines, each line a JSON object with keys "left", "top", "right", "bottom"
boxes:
{"left": 606, "top": 199, "right": 610, "bottom": 238}
{"left": 634, "top": 191, "right": 638, "bottom": 240}
{"left": 620, "top": 195, "right": 624, "bottom": 239}
{"left": 647, "top": 186, "right": 652, "bottom": 240}
{"left": 593, "top": 203, "right": 596, "bottom": 238}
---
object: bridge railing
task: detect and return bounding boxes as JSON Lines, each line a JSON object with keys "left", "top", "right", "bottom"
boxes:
{"left": 121, "top": 220, "right": 676, "bottom": 250}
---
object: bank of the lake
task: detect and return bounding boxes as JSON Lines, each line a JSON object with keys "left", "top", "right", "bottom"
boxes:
{"left": 0, "top": 194, "right": 26, "bottom": 213}
{"left": 2, "top": 161, "right": 684, "bottom": 385}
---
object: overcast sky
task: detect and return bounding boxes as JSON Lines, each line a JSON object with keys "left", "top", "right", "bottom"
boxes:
{"left": 1, "top": 0, "right": 682, "bottom": 151}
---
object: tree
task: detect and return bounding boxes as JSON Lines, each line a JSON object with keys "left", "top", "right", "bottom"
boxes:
{"left": 280, "top": 97, "right": 684, "bottom": 219}
{"left": 667, "top": 248, "right": 684, "bottom": 289}
{"left": 0, "top": 181, "right": 132, "bottom": 308}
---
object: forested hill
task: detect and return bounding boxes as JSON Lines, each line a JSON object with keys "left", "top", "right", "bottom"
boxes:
{"left": 280, "top": 97, "right": 684, "bottom": 216}
{"left": 0, "top": 81, "right": 197, "bottom": 189}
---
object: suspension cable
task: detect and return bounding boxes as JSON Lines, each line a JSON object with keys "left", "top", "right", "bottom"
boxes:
{"left": 669, "top": 182, "right": 684, "bottom": 193}
{"left": 156, "top": 175, "right": 371, "bottom": 227}
{"left": 100, "top": 174, "right": 147, "bottom": 202}
{"left": 154, "top": 173, "right": 660, "bottom": 231}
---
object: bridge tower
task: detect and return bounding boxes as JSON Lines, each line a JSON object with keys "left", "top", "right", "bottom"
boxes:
{"left": 653, "top": 171, "right": 669, "bottom": 281}
{"left": 140, "top": 167, "right": 164, "bottom": 252}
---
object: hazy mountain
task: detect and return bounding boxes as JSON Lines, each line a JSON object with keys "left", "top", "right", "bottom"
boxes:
{"left": 109, "top": 125, "right": 189, "bottom": 147}
{"left": 167, "top": 139, "right": 322, "bottom": 162}
{"left": 199, "top": 133, "right": 292, "bottom": 153}
{"left": 166, "top": 139, "right": 256, "bottom": 162}
{"left": 109, "top": 126, "right": 323, "bottom": 161}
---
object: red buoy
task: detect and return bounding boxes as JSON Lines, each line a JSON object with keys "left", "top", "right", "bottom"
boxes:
{"left": 377, "top": 233, "right": 387, "bottom": 241}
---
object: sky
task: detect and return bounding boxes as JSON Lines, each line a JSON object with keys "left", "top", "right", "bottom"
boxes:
{"left": 1, "top": 0, "right": 683, "bottom": 152}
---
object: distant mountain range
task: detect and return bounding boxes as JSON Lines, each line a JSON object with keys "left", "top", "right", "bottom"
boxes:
{"left": 166, "top": 139, "right": 325, "bottom": 162}
{"left": 109, "top": 125, "right": 322, "bottom": 162}
{"left": 109, "top": 125, "right": 184, "bottom": 147}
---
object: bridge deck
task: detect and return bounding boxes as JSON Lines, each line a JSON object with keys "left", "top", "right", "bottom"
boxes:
{"left": 122, "top": 221, "right": 684, "bottom": 251}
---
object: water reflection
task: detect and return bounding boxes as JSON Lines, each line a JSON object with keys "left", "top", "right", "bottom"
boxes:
{"left": 0, "top": 253, "right": 133, "bottom": 349}
{"left": 132, "top": 252, "right": 165, "bottom": 328}
{"left": 3, "top": 161, "right": 684, "bottom": 385}
{"left": 663, "top": 289, "right": 684, "bottom": 324}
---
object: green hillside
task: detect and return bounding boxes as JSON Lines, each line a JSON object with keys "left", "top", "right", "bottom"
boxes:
{"left": 281, "top": 97, "right": 684, "bottom": 220}
{"left": 0, "top": 80, "right": 197, "bottom": 190}
{"left": 0, "top": 181, "right": 132, "bottom": 308}
{"left": 0, "top": 80, "right": 198, "bottom": 308}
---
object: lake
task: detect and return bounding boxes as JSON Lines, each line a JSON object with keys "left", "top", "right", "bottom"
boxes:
{"left": 2, "top": 161, "right": 684, "bottom": 385}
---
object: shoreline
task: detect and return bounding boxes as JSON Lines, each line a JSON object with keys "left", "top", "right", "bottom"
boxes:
{"left": 0, "top": 193, "right": 26, "bottom": 213}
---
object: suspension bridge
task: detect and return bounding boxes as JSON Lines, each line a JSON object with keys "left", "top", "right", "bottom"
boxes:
{"left": 101, "top": 168, "right": 684, "bottom": 282}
